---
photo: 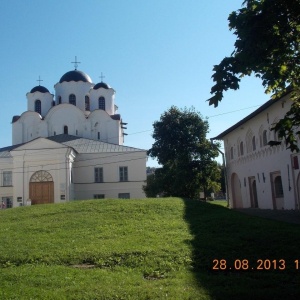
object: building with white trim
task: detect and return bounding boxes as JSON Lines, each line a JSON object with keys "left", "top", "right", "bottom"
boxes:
{"left": 0, "top": 68, "right": 146, "bottom": 208}
{"left": 213, "top": 93, "right": 300, "bottom": 210}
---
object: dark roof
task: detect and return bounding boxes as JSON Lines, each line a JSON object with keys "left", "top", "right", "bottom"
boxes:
{"left": 47, "top": 134, "right": 80, "bottom": 143}
{"left": 93, "top": 82, "right": 110, "bottom": 90}
{"left": 30, "top": 85, "right": 50, "bottom": 93}
{"left": 12, "top": 115, "right": 20, "bottom": 123}
{"left": 59, "top": 70, "right": 92, "bottom": 83}
{"left": 212, "top": 97, "right": 283, "bottom": 140}
{"left": 110, "top": 114, "right": 121, "bottom": 120}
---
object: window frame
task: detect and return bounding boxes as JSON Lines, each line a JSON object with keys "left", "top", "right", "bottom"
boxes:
{"left": 98, "top": 96, "right": 106, "bottom": 110}
{"left": 119, "top": 166, "right": 128, "bottom": 182}
{"left": 34, "top": 99, "right": 41, "bottom": 114}
{"left": 69, "top": 94, "right": 76, "bottom": 106}
{"left": 3, "top": 171, "right": 12, "bottom": 186}
{"left": 94, "top": 167, "right": 104, "bottom": 183}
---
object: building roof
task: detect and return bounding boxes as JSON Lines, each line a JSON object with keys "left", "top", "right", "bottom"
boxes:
{"left": 30, "top": 85, "right": 50, "bottom": 93}
{"left": 59, "top": 70, "right": 92, "bottom": 83}
{"left": 47, "top": 134, "right": 145, "bottom": 153}
{"left": 212, "top": 97, "right": 283, "bottom": 140}
{"left": 93, "top": 82, "right": 110, "bottom": 90}
{"left": 0, "top": 135, "right": 145, "bottom": 158}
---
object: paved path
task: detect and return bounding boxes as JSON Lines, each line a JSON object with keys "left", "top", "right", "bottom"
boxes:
{"left": 235, "top": 208, "right": 300, "bottom": 225}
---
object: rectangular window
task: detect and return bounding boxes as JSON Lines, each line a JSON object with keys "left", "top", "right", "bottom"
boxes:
{"left": 94, "top": 194, "right": 105, "bottom": 199}
{"left": 1, "top": 197, "right": 12, "bottom": 209}
{"left": 3, "top": 171, "right": 12, "bottom": 186}
{"left": 119, "top": 167, "right": 128, "bottom": 182}
{"left": 118, "top": 193, "right": 130, "bottom": 199}
{"left": 94, "top": 168, "right": 103, "bottom": 183}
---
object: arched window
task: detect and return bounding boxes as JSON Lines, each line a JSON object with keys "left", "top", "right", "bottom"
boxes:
{"left": 252, "top": 136, "right": 256, "bottom": 151}
{"left": 99, "top": 96, "right": 105, "bottom": 110}
{"left": 58, "top": 96, "right": 62, "bottom": 104}
{"left": 69, "top": 94, "right": 76, "bottom": 106}
{"left": 274, "top": 176, "right": 284, "bottom": 197}
{"left": 97, "top": 132, "right": 100, "bottom": 140}
{"left": 230, "top": 147, "right": 234, "bottom": 160}
{"left": 64, "top": 125, "right": 68, "bottom": 135}
{"left": 35, "top": 100, "right": 41, "bottom": 114}
{"left": 240, "top": 141, "right": 244, "bottom": 156}
{"left": 85, "top": 96, "right": 90, "bottom": 111}
{"left": 262, "top": 130, "right": 268, "bottom": 146}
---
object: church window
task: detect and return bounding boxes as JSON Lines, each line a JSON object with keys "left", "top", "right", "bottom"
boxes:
{"left": 262, "top": 130, "right": 268, "bottom": 146}
{"left": 274, "top": 176, "right": 284, "bottom": 198}
{"left": 85, "top": 96, "right": 90, "bottom": 111}
{"left": 58, "top": 96, "right": 62, "bottom": 104}
{"left": 94, "top": 167, "right": 103, "bottom": 183}
{"left": 3, "top": 171, "right": 12, "bottom": 186}
{"left": 97, "top": 132, "right": 100, "bottom": 140}
{"left": 230, "top": 147, "right": 234, "bottom": 160}
{"left": 252, "top": 136, "right": 256, "bottom": 151}
{"left": 64, "top": 125, "right": 68, "bottom": 135}
{"left": 69, "top": 94, "right": 76, "bottom": 106}
{"left": 240, "top": 141, "right": 244, "bottom": 156}
{"left": 35, "top": 100, "right": 41, "bottom": 114}
{"left": 99, "top": 97, "right": 105, "bottom": 110}
{"left": 119, "top": 166, "right": 128, "bottom": 182}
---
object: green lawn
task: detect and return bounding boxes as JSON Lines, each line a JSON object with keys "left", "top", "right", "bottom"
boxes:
{"left": 0, "top": 198, "right": 299, "bottom": 299}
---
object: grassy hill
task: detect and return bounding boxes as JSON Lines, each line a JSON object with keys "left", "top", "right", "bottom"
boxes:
{"left": 0, "top": 198, "right": 299, "bottom": 299}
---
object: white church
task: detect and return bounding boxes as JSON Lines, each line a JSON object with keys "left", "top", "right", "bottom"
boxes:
{"left": 0, "top": 63, "right": 147, "bottom": 208}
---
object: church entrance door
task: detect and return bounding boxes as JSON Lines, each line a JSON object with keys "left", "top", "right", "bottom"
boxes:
{"left": 29, "top": 171, "right": 54, "bottom": 205}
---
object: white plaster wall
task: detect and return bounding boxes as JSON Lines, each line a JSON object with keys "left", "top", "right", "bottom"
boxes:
{"left": 89, "top": 88, "right": 115, "bottom": 115}
{"left": 27, "top": 92, "right": 54, "bottom": 117}
{"left": 54, "top": 81, "right": 92, "bottom": 111}
{"left": 87, "top": 110, "right": 121, "bottom": 144}
{"left": 0, "top": 158, "right": 14, "bottom": 206}
{"left": 223, "top": 96, "right": 296, "bottom": 209}
{"left": 10, "top": 139, "right": 76, "bottom": 206}
{"left": 73, "top": 151, "right": 147, "bottom": 199}
{"left": 45, "top": 104, "right": 86, "bottom": 136}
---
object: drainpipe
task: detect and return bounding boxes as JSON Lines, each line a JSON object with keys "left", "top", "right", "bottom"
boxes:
{"left": 210, "top": 138, "right": 229, "bottom": 207}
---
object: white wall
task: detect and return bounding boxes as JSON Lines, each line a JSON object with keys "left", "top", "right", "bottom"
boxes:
{"left": 223, "top": 96, "right": 299, "bottom": 209}
{"left": 73, "top": 151, "right": 147, "bottom": 199}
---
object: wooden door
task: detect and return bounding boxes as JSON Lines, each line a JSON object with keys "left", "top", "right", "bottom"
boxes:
{"left": 29, "top": 182, "right": 54, "bottom": 205}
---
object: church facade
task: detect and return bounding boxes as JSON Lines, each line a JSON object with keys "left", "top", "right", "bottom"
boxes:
{"left": 0, "top": 67, "right": 147, "bottom": 208}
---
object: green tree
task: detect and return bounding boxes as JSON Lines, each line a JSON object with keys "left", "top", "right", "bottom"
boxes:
{"left": 209, "top": 0, "right": 300, "bottom": 151}
{"left": 147, "top": 106, "right": 220, "bottom": 199}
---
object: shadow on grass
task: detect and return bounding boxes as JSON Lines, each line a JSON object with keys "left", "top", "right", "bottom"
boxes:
{"left": 183, "top": 199, "right": 300, "bottom": 300}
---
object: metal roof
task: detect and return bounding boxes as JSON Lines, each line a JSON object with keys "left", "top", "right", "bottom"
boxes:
{"left": 212, "top": 97, "right": 282, "bottom": 140}
{"left": 47, "top": 134, "right": 145, "bottom": 153}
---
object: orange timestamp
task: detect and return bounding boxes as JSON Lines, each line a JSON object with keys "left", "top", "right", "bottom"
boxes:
{"left": 212, "top": 259, "right": 300, "bottom": 271}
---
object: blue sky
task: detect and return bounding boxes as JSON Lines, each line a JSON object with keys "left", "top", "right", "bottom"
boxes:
{"left": 0, "top": 0, "right": 270, "bottom": 166}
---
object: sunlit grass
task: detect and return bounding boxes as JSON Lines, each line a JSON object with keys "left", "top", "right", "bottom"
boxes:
{"left": 0, "top": 198, "right": 299, "bottom": 299}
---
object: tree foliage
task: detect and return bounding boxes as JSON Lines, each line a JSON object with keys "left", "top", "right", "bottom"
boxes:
{"left": 146, "top": 106, "right": 220, "bottom": 199}
{"left": 209, "top": 0, "right": 300, "bottom": 151}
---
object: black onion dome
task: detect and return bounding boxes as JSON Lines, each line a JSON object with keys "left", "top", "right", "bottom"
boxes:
{"left": 93, "top": 82, "right": 110, "bottom": 90}
{"left": 30, "top": 85, "right": 50, "bottom": 93}
{"left": 59, "top": 70, "right": 92, "bottom": 83}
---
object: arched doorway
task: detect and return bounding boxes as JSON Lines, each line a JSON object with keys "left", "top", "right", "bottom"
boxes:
{"left": 29, "top": 171, "right": 54, "bottom": 205}
{"left": 249, "top": 177, "right": 258, "bottom": 208}
{"left": 231, "top": 173, "right": 243, "bottom": 208}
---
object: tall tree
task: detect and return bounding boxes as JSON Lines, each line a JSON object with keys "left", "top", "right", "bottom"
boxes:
{"left": 209, "top": 0, "right": 300, "bottom": 151}
{"left": 147, "top": 106, "right": 220, "bottom": 199}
